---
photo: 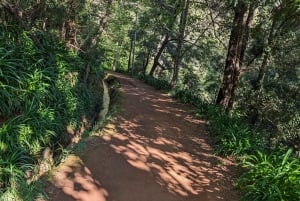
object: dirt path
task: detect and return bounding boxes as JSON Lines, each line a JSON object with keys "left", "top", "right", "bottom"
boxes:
{"left": 47, "top": 72, "right": 240, "bottom": 201}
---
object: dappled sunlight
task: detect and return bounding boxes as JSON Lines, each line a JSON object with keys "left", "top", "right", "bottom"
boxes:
{"left": 51, "top": 155, "right": 109, "bottom": 201}
{"left": 184, "top": 114, "right": 206, "bottom": 124}
{"left": 93, "top": 73, "right": 238, "bottom": 200}
{"left": 152, "top": 136, "right": 183, "bottom": 148}
{"left": 49, "top": 73, "right": 238, "bottom": 201}
{"left": 104, "top": 128, "right": 230, "bottom": 198}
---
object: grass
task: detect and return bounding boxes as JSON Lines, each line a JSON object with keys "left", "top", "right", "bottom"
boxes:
{"left": 0, "top": 27, "right": 104, "bottom": 200}
{"left": 238, "top": 149, "right": 300, "bottom": 201}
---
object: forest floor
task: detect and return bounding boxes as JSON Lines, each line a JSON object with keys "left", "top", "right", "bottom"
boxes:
{"left": 46, "top": 72, "right": 240, "bottom": 201}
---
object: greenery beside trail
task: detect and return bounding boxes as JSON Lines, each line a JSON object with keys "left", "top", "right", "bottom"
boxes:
{"left": 0, "top": 28, "right": 103, "bottom": 200}
{"left": 0, "top": 0, "right": 111, "bottom": 199}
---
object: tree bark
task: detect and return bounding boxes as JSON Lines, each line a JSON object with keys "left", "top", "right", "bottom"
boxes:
{"left": 142, "top": 49, "right": 151, "bottom": 75}
{"left": 82, "top": 0, "right": 113, "bottom": 82}
{"left": 149, "top": 34, "right": 170, "bottom": 76}
{"left": 127, "top": 39, "right": 133, "bottom": 72}
{"left": 113, "top": 42, "right": 119, "bottom": 71}
{"left": 97, "top": 0, "right": 113, "bottom": 39}
{"left": 64, "top": 0, "right": 77, "bottom": 48}
{"left": 81, "top": 0, "right": 113, "bottom": 51}
{"left": 149, "top": 1, "right": 180, "bottom": 77}
{"left": 65, "top": 17, "right": 76, "bottom": 47}
{"left": 252, "top": 18, "right": 276, "bottom": 91}
{"left": 1, "top": 1, "right": 43, "bottom": 47}
{"left": 216, "top": 0, "right": 249, "bottom": 111}
{"left": 240, "top": 4, "right": 255, "bottom": 65}
{"left": 171, "top": 0, "right": 190, "bottom": 87}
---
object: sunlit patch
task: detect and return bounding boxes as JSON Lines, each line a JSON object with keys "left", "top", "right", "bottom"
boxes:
{"left": 102, "top": 135, "right": 111, "bottom": 142}
{"left": 113, "top": 134, "right": 129, "bottom": 141}
{"left": 169, "top": 168, "right": 198, "bottom": 193}
{"left": 128, "top": 141, "right": 149, "bottom": 156}
{"left": 127, "top": 159, "right": 151, "bottom": 172}
{"left": 51, "top": 155, "right": 109, "bottom": 201}
{"left": 184, "top": 115, "right": 206, "bottom": 124}
{"left": 155, "top": 108, "right": 171, "bottom": 114}
{"left": 100, "top": 116, "right": 235, "bottom": 198}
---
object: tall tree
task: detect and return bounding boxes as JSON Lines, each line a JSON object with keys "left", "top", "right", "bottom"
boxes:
{"left": 252, "top": 0, "right": 300, "bottom": 91}
{"left": 81, "top": 0, "right": 114, "bottom": 83}
{"left": 216, "top": 0, "right": 250, "bottom": 111}
{"left": 149, "top": 34, "right": 170, "bottom": 76}
{"left": 171, "top": 0, "right": 190, "bottom": 86}
{"left": 65, "top": 0, "right": 77, "bottom": 47}
{"left": 148, "top": 0, "right": 181, "bottom": 76}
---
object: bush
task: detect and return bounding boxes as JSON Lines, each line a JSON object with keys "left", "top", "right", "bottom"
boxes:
{"left": 172, "top": 87, "right": 203, "bottom": 105}
{"left": 172, "top": 86, "right": 263, "bottom": 156}
{"left": 137, "top": 74, "right": 172, "bottom": 91}
{"left": 0, "top": 28, "right": 103, "bottom": 199}
{"left": 206, "top": 108, "right": 264, "bottom": 156}
{"left": 238, "top": 149, "right": 300, "bottom": 201}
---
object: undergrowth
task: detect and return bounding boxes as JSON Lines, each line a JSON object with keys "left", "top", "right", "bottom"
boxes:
{"left": 0, "top": 27, "right": 103, "bottom": 200}
{"left": 137, "top": 74, "right": 172, "bottom": 91}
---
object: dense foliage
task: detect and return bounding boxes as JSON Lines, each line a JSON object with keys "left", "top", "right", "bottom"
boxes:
{"left": 0, "top": 0, "right": 110, "bottom": 200}
{"left": 1, "top": 0, "right": 299, "bottom": 200}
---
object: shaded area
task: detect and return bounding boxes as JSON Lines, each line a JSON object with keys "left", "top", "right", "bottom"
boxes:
{"left": 48, "top": 72, "right": 239, "bottom": 201}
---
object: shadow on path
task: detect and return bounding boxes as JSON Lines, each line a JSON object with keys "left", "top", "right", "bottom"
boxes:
{"left": 48, "top": 73, "right": 239, "bottom": 201}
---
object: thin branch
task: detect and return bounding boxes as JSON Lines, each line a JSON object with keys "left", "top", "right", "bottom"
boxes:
{"left": 67, "top": 44, "right": 86, "bottom": 53}
{"left": 180, "top": 9, "right": 223, "bottom": 58}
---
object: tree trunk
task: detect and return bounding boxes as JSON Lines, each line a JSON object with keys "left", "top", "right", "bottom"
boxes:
{"left": 127, "top": 39, "right": 133, "bottom": 72}
{"left": 171, "top": 0, "right": 190, "bottom": 87}
{"left": 65, "top": 0, "right": 77, "bottom": 48}
{"left": 1, "top": 1, "right": 43, "bottom": 48}
{"left": 216, "top": 0, "right": 249, "bottom": 111}
{"left": 61, "top": 21, "right": 66, "bottom": 40}
{"left": 248, "top": 17, "right": 276, "bottom": 124}
{"left": 149, "top": 34, "right": 169, "bottom": 76}
{"left": 81, "top": 0, "right": 113, "bottom": 51}
{"left": 240, "top": 4, "right": 255, "bottom": 65}
{"left": 252, "top": 18, "right": 276, "bottom": 91}
{"left": 65, "top": 17, "right": 76, "bottom": 46}
{"left": 149, "top": 1, "right": 180, "bottom": 77}
{"left": 97, "top": 0, "right": 113, "bottom": 39}
{"left": 113, "top": 42, "right": 119, "bottom": 71}
{"left": 82, "top": 0, "right": 113, "bottom": 81}
{"left": 142, "top": 50, "right": 151, "bottom": 75}
{"left": 84, "top": 63, "right": 91, "bottom": 84}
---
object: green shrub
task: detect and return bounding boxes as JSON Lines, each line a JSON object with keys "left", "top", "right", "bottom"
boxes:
{"left": 238, "top": 149, "right": 300, "bottom": 201}
{"left": 172, "top": 87, "right": 203, "bottom": 105}
{"left": 137, "top": 74, "right": 172, "bottom": 91}
{"left": 0, "top": 27, "right": 103, "bottom": 199}
{"left": 206, "top": 108, "right": 264, "bottom": 156}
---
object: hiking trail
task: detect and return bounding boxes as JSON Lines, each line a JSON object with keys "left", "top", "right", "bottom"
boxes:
{"left": 47, "top": 72, "right": 239, "bottom": 201}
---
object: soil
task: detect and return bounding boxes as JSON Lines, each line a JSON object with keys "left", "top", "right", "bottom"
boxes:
{"left": 47, "top": 72, "right": 240, "bottom": 201}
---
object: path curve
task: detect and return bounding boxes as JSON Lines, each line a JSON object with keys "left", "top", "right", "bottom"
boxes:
{"left": 47, "top": 72, "right": 239, "bottom": 201}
